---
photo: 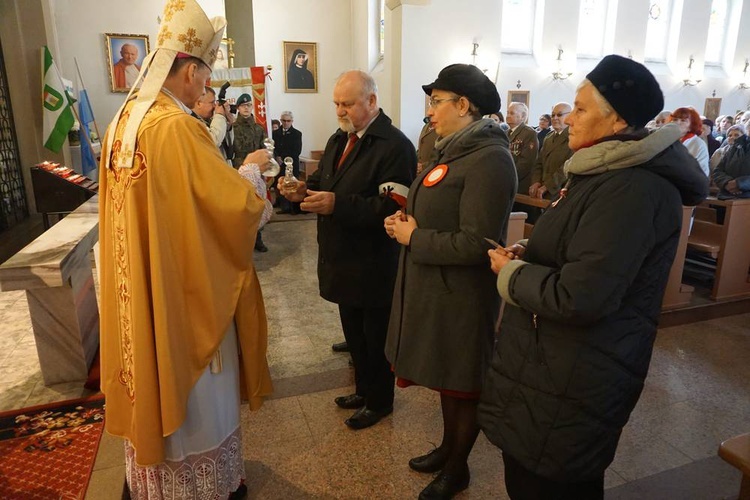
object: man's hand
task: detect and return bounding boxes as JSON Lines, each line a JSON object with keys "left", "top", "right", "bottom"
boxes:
{"left": 529, "top": 182, "right": 541, "bottom": 197}
{"left": 726, "top": 180, "right": 741, "bottom": 195}
{"left": 277, "top": 179, "right": 307, "bottom": 202}
{"left": 223, "top": 102, "right": 235, "bottom": 126}
{"left": 301, "top": 190, "right": 335, "bottom": 214}
{"left": 393, "top": 214, "right": 418, "bottom": 246}
{"left": 214, "top": 102, "right": 226, "bottom": 117}
{"left": 536, "top": 185, "right": 548, "bottom": 199}
{"left": 504, "top": 243, "right": 527, "bottom": 260}
{"left": 243, "top": 149, "right": 272, "bottom": 170}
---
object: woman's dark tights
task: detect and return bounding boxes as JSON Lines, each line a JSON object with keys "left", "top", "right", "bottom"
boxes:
{"left": 436, "top": 394, "right": 479, "bottom": 474}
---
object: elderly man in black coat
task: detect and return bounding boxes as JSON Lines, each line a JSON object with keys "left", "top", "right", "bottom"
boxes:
{"left": 279, "top": 70, "right": 416, "bottom": 430}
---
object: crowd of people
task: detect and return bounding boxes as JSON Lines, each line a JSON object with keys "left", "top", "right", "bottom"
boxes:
{"left": 97, "top": 1, "right": 750, "bottom": 499}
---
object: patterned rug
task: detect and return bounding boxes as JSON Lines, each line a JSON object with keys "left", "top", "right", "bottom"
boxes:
{"left": 0, "top": 395, "right": 106, "bottom": 499}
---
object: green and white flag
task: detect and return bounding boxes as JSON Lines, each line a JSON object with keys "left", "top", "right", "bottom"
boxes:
{"left": 42, "top": 45, "right": 75, "bottom": 152}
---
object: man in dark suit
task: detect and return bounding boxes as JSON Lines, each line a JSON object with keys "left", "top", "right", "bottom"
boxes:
{"left": 273, "top": 111, "right": 303, "bottom": 214}
{"left": 278, "top": 70, "right": 416, "bottom": 430}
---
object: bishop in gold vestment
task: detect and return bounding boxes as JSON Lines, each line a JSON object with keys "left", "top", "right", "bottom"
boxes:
{"left": 100, "top": 91, "right": 272, "bottom": 496}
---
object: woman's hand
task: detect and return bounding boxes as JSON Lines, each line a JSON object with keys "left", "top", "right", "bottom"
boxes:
{"left": 488, "top": 247, "right": 514, "bottom": 275}
{"left": 384, "top": 211, "right": 400, "bottom": 239}
{"left": 393, "top": 214, "right": 418, "bottom": 246}
{"left": 505, "top": 243, "right": 527, "bottom": 260}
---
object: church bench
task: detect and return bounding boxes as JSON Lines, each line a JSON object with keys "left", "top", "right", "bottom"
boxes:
{"left": 719, "top": 433, "right": 750, "bottom": 500}
{"left": 687, "top": 219, "right": 722, "bottom": 258}
{"left": 699, "top": 198, "right": 750, "bottom": 300}
{"left": 661, "top": 206, "right": 695, "bottom": 309}
{"left": 0, "top": 196, "right": 99, "bottom": 385}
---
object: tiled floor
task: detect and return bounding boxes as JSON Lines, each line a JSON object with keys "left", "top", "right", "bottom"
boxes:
{"left": 1, "top": 216, "right": 748, "bottom": 499}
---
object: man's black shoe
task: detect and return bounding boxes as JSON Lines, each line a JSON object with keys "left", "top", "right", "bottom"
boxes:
{"left": 345, "top": 406, "right": 393, "bottom": 430}
{"left": 277, "top": 209, "right": 292, "bottom": 214}
{"left": 331, "top": 341, "right": 349, "bottom": 352}
{"left": 418, "top": 466, "right": 470, "bottom": 499}
{"left": 334, "top": 394, "right": 366, "bottom": 409}
{"left": 254, "top": 241, "right": 268, "bottom": 252}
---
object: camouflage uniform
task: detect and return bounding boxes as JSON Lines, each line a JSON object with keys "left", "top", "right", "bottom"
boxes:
{"left": 231, "top": 114, "right": 267, "bottom": 167}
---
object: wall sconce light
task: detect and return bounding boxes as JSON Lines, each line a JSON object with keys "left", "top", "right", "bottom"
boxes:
{"left": 683, "top": 56, "right": 701, "bottom": 87}
{"left": 552, "top": 48, "right": 572, "bottom": 81}
{"left": 739, "top": 59, "right": 749, "bottom": 89}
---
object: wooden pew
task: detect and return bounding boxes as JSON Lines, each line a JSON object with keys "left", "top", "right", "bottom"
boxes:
{"left": 0, "top": 197, "right": 99, "bottom": 385}
{"left": 688, "top": 219, "right": 722, "bottom": 258}
{"left": 699, "top": 198, "right": 750, "bottom": 300}
{"left": 662, "top": 206, "right": 695, "bottom": 309}
{"left": 514, "top": 194, "right": 550, "bottom": 238}
{"left": 719, "top": 433, "right": 750, "bottom": 500}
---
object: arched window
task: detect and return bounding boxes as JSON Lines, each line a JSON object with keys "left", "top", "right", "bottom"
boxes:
{"left": 379, "top": 0, "right": 385, "bottom": 59}
{"left": 644, "top": 0, "right": 675, "bottom": 63}
{"left": 577, "top": 0, "right": 617, "bottom": 59}
{"left": 501, "top": 0, "right": 537, "bottom": 55}
{"left": 705, "top": 0, "right": 729, "bottom": 66}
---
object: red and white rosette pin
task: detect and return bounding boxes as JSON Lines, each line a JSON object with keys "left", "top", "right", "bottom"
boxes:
{"left": 423, "top": 164, "right": 449, "bottom": 187}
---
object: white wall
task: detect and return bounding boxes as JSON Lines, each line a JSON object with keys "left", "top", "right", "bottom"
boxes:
{"left": 252, "top": 0, "right": 353, "bottom": 157}
{"left": 49, "top": 0, "right": 225, "bottom": 133}
{"left": 391, "top": 0, "right": 750, "bottom": 145}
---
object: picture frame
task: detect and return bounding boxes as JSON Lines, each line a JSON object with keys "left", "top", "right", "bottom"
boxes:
{"left": 703, "top": 97, "right": 722, "bottom": 122}
{"left": 214, "top": 37, "right": 234, "bottom": 70}
{"left": 105, "top": 33, "right": 150, "bottom": 93}
{"left": 507, "top": 90, "right": 530, "bottom": 111}
{"left": 283, "top": 41, "right": 318, "bottom": 93}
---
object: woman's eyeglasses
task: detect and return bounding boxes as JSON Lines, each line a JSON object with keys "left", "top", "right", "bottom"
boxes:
{"left": 428, "top": 97, "right": 459, "bottom": 108}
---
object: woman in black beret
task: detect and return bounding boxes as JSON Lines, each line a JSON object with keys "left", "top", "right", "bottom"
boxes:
{"left": 479, "top": 55, "right": 709, "bottom": 499}
{"left": 384, "top": 64, "right": 517, "bottom": 499}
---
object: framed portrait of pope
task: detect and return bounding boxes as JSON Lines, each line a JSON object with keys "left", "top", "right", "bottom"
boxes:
{"left": 105, "top": 33, "right": 150, "bottom": 93}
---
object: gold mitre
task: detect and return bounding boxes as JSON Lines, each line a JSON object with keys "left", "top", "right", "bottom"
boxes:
{"left": 104, "top": 0, "right": 226, "bottom": 169}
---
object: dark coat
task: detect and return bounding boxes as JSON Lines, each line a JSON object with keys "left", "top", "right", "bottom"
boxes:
{"left": 479, "top": 125, "right": 709, "bottom": 482}
{"left": 307, "top": 111, "right": 416, "bottom": 307}
{"left": 385, "top": 120, "right": 517, "bottom": 392}
{"left": 273, "top": 126, "right": 303, "bottom": 175}
{"left": 531, "top": 128, "right": 573, "bottom": 198}
{"left": 712, "top": 134, "right": 750, "bottom": 198}
{"left": 508, "top": 124, "right": 539, "bottom": 192}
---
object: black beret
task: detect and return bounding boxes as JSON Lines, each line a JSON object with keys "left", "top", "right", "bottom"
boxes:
{"left": 586, "top": 55, "right": 664, "bottom": 129}
{"left": 423, "top": 64, "right": 501, "bottom": 116}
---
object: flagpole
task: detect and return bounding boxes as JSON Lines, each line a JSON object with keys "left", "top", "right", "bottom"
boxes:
{"left": 73, "top": 57, "right": 102, "bottom": 142}
{"left": 51, "top": 60, "right": 98, "bottom": 172}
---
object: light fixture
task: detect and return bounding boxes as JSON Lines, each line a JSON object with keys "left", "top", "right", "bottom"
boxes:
{"left": 683, "top": 56, "right": 701, "bottom": 87}
{"left": 471, "top": 42, "right": 479, "bottom": 66}
{"left": 551, "top": 48, "right": 572, "bottom": 81}
{"left": 739, "top": 59, "right": 749, "bottom": 89}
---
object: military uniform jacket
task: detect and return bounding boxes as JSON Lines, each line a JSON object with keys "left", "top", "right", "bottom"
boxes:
{"left": 508, "top": 123, "right": 539, "bottom": 193}
{"left": 307, "top": 111, "right": 416, "bottom": 307}
{"left": 232, "top": 115, "right": 266, "bottom": 167}
{"left": 531, "top": 128, "right": 573, "bottom": 198}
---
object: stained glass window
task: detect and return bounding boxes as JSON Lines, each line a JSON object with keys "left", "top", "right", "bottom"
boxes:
{"left": 644, "top": 0, "right": 674, "bottom": 62}
{"left": 705, "top": 0, "right": 729, "bottom": 65}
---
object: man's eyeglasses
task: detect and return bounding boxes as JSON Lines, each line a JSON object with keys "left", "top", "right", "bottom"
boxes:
{"left": 428, "top": 97, "right": 459, "bottom": 108}
{"left": 551, "top": 112, "right": 570, "bottom": 118}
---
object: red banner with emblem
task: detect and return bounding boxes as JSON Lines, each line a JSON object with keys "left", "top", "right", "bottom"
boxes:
{"left": 250, "top": 66, "right": 269, "bottom": 133}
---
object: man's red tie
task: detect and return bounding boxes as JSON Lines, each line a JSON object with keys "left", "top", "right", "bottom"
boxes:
{"left": 337, "top": 133, "right": 359, "bottom": 169}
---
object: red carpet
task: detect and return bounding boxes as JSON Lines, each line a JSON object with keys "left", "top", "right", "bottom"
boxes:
{"left": 0, "top": 394, "right": 106, "bottom": 499}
